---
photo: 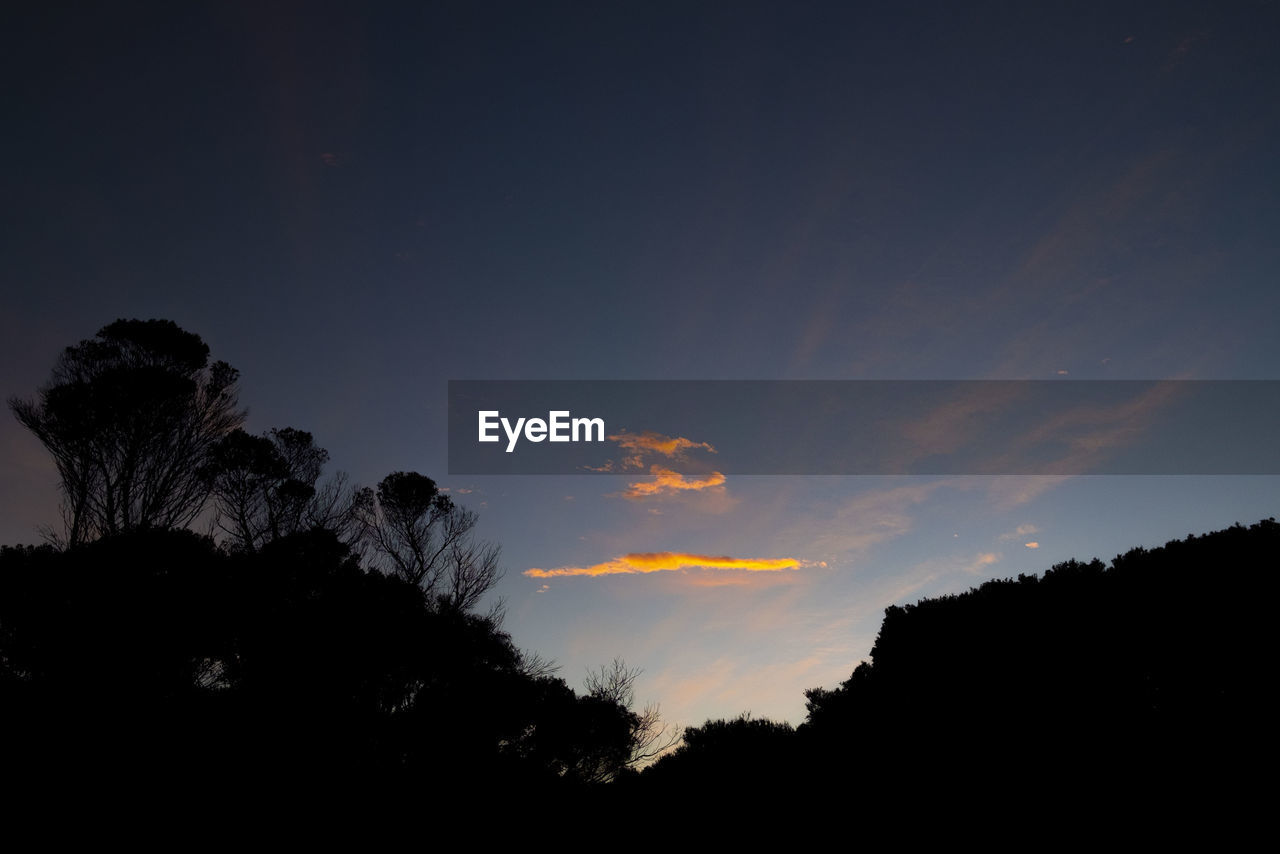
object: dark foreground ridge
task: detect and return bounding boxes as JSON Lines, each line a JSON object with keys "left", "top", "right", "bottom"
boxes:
{"left": 635, "top": 518, "right": 1276, "bottom": 817}
{"left": 4, "top": 519, "right": 1275, "bottom": 815}
{"left": 1, "top": 528, "right": 662, "bottom": 812}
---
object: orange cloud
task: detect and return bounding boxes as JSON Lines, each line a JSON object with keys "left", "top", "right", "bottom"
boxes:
{"left": 608, "top": 431, "right": 716, "bottom": 458}
{"left": 524, "top": 552, "right": 812, "bottom": 579}
{"left": 1025, "top": 542, "right": 1040, "bottom": 549}
{"left": 587, "top": 430, "right": 723, "bottom": 486}
{"left": 622, "top": 466, "right": 726, "bottom": 498}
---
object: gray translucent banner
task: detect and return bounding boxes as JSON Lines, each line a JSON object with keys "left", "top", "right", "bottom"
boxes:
{"left": 447, "top": 381, "right": 1280, "bottom": 475}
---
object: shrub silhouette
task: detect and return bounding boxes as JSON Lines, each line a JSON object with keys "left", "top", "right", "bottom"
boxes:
{"left": 637, "top": 519, "right": 1276, "bottom": 810}
{"left": 798, "top": 519, "right": 1278, "bottom": 800}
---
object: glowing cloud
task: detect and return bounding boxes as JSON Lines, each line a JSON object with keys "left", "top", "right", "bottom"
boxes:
{"left": 608, "top": 431, "right": 716, "bottom": 458}
{"left": 588, "top": 430, "right": 724, "bottom": 492}
{"left": 1025, "top": 541, "right": 1040, "bottom": 549}
{"left": 525, "top": 552, "right": 816, "bottom": 579}
{"left": 622, "top": 466, "right": 726, "bottom": 498}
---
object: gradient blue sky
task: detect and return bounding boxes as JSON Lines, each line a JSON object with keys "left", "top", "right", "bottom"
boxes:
{"left": 4, "top": 1, "right": 1279, "bottom": 728}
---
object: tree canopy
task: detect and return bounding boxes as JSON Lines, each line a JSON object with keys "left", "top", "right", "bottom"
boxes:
{"left": 205, "top": 426, "right": 363, "bottom": 552}
{"left": 359, "top": 471, "right": 502, "bottom": 613}
{"left": 10, "top": 319, "right": 244, "bottom": 546}
{"left": 3, "top": 318, "right": 658, "bottom": 797}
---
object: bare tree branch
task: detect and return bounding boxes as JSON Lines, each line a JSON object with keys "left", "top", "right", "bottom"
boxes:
{"left": 584, "top": 658, "right": 682, "bottom": 777}
{"left": 204, "top": 427, "right": 366, "bottom": 553}
{"left": 358, "top": 472, "right": 504, "bottom": 613}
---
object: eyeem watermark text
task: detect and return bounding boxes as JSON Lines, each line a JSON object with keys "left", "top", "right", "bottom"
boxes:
{"left": 478, "top": 410, "right": 606, "bottom": 453}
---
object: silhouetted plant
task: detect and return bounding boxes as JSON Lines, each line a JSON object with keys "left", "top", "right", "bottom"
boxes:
{"left": 584, "top": 658, "right": 681, "bottom": 776}
{"left": 797, "top": 518, "right": 1280, "bottom": 798}
{"left": 358, "top": 471, "right": 502, "bottom": 612}
{"left": 640, "top": 713, "right": 795, "bottom": 789}
{"left": 10, "top": 319, "right": 244, "bottom": 547}
{"left": 2, "top": 319, "right": 658, "bottom": 793}
{"left": 205, "top": 427, "right": 364, "bottom": 552}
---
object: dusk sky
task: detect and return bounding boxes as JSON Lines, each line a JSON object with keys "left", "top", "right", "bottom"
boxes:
{"left": 4, "top": 1, "right": 1279, "bottom": 728}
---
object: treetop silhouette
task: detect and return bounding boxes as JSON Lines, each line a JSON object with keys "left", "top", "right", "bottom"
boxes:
{"left": 205, "top": 426, "right": 363, "bottom": 552}
{"left": 359, "top": 471, "right": 503, "bottom": 613}
{"left": 10, "top": 319, "right": 244, "bottom": 547}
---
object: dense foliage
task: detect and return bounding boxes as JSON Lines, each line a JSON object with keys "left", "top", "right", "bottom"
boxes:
{"left": 3, "top": 320, "right": 653, "bottom": 796}
{"left": 639, "top": 519, "right": 1276, "bottom": 808}
{"left": 0, "top": 528, "right": 649, "bottom": 792}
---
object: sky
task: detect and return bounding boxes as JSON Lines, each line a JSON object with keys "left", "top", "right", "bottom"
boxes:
{"left": 4, "top": 1, "right": 1279, "bottom": 730}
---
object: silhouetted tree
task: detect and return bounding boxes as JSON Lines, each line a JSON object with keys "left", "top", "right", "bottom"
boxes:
{"left": 521, "top": 676, "right": 642, "bottom": 784}
{"left": 0, "top": 527, "right": 237, "bottom": 778}
{"left": 641, "top": 713, "right": 795, "bottom": 790}
{"left": 358, "top": 471, "right": 501, "bottom": 612}
{"left": 796, "top": 518, "right": 1280, "bottom": 802}
{"left": 10, "top": 319, "right": 243, "bottom": 547}
{"left": 2, "top": 319, "right": 674, "bottom": 797}
{"left": 205, "top": 427, "right": 363, "bottom": 552}
{"left": 584, "top": 658, "right": 681, "bottom": 776}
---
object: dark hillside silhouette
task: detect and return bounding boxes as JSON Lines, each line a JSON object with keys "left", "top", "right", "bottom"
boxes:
{"left": 2, "top": 320, "right": 661, "bottom": 796}
{"left": 0, "top": 527, "right": 653, "bottom": 791}
{"left": 802, "top": 518, "right": 1277, "bottom": 782}
{"left": 639, "top": 519, "right": 1276, "bottom": 815}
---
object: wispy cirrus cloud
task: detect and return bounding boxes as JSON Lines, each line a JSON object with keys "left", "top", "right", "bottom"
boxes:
{"left": 587, "top": 430, "right": 718, "bottom": 475}
{"left": 964, "top": 552, "right": 1001, "bottom": 574}
{"left": 1000, "top": 523, "right": 1042, "bottom": 548}
{"left": 998, "top": 380, "right": 1187, "bottom": 475}
{"left": 524, "top": 551, "right": 822, "bottom": 579}
{"left": 886, "top": 381, "right": 1187, "bottom": 477}
{"left": 609, "top": 431, "right": 716, "bottom": 459}
{"left": 999, "top": 523, "right": 1039, "bottom": 541}
{"left": 985, "top": 476, "right": 1070, "bottom": 509}
{"left": 620, "top": 466, "right": 726, "bottom": 499}
{"left": 773, "top": 479, "right": 958, "bottom": 563}
{"left": 587, "top": 429, "right": 727, "bottom": 500}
